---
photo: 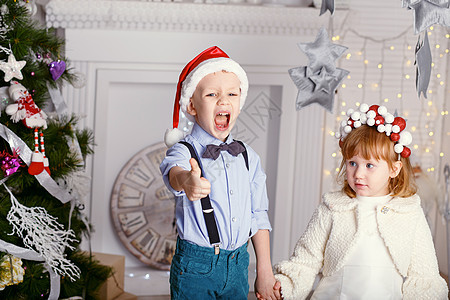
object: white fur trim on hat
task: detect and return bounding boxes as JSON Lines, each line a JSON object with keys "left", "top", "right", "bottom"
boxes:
{"left": 179, "top": 57, "right": 248, "bottom": 121}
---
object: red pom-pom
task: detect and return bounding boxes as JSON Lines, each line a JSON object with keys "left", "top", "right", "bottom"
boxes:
{"left": 401, "top": 146, "right": 411, "bottom": 158}
{"left": 390, "top": 133, "right": 400, "bottom": 142}
{"left": 392, "top": 117, "right": 406, "bottom": 132}
{"left": 375, "top": 115, "right": 385, "bottom": 125}
{"left": 339, "top": 139, "right": 344, "bottom": 148}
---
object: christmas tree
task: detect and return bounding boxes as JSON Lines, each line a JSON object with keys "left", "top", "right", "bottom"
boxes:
{"left": 0, "top": 1, "right": 112, "bottom": 299}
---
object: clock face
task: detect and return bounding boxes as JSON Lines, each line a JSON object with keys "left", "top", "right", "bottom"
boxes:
{"left": 110, "top": 142, "right": 176, "bottom": 270}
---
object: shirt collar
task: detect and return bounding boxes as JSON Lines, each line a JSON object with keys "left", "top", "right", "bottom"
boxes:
{"left": 190, "top": 122, "right": 234, "bottom": 147}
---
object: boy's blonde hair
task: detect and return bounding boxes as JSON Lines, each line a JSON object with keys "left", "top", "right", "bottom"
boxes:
{"left": 338, "top": 125, "right": 417, "bottom": 198}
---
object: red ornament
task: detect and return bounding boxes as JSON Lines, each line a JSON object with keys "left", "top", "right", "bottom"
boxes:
{"left": 374, "top": 115, "right": 385, "bottom": 125}
{"left": 401, "top": 146, "right": 411, "bottom": 158}
{"left": 392, "top": 117, "right": 406, "bottom": 132}
{"left": 339, "top": 139, "right": 344, "bottom": 148}
{"left": 390, "top": 133, "right": 400, "bottom": 142}
{"left": 369, "top": 105, "right": 380, "bottom": 114}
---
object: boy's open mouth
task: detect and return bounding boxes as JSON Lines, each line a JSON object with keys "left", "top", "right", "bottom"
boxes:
{"left": 215, "top": 112, "right": 230, "bottom": 130}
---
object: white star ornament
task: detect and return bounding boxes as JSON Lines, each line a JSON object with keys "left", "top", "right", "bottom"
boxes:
{"left": 0, "top": 53, "right": 26, "bottom": 82}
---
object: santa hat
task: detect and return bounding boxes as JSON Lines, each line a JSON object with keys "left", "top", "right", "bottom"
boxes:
{"left": 164, "top": 46, "right": 249, "bottom": 148}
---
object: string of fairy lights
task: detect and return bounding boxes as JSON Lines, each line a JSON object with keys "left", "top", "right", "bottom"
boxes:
{"left": 324, "top": 25, "right": 449, "bottom": 187}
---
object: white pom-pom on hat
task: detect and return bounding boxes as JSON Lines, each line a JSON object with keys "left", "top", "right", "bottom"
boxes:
{"left": 164, "top": 46, "right": 248, "bottom": 148}
{"left": 164, "top": 128, "right": 185, "bottom": 148}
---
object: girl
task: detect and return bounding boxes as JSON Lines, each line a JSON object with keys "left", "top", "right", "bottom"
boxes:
{"left": 273, "top": 104, "right": 448, "bottom": 300}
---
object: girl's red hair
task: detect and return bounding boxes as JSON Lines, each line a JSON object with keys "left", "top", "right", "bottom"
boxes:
{"left": 338, "top": 125, "right": 416, "bottom": 198}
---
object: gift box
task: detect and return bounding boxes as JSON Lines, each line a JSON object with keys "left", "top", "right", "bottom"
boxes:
{"left": 92, "top": 252, "right": 127, "bottom": 300}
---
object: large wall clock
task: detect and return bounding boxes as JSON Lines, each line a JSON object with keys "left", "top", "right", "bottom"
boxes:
{"left": 110, "top": 142, "right": 176, "bottom": 270}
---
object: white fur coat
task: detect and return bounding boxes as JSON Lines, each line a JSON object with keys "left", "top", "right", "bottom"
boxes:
{"left": 274, "top": 191, "right": 448, "bottom": 300}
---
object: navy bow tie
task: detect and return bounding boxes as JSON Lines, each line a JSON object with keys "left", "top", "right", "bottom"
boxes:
{"left": 202, "top": 141, "right": 245, "bottom": 160}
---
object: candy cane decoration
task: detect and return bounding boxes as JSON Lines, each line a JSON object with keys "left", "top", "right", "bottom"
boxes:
{"left": 40, "top": 132, "right": 50, "bottom": 175}
{"left": 28, "top": 128, "right": 44, "bottom": 175}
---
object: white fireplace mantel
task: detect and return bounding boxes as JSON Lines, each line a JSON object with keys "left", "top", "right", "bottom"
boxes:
{"left": 45, "top": 0, "right": 338, "bottom": 36}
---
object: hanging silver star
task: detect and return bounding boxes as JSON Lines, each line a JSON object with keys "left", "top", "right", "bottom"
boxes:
{"left": 415, "top": 31, "right": 432, "bottom": 98}
{"left": 0, "top": 53, "right": 26, "bottom": 82}
{"left": 298, "top": 27, "right": 348, "bottom": 74}
{"left": 289, "top": 66, "right": 349, "bottom": 113}
{"left": 309, "top": 67, "right": 333, "bottom": 93}
{"left": 427, "top": 0, "right": 449, "bottom": 7}
{"left": 408, "top": 0, "right": 450, "bottom": 34}
{"left": 320, "top": 0, "right": 335, "bottom": 15}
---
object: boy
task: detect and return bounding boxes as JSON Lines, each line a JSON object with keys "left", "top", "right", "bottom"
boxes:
{"left": 160, "top": 46, "right": 278, "bottom": 299}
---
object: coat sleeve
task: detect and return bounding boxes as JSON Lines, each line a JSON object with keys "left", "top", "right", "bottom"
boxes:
{"left": 274, "top": 204, "right": 332, "bottom": 300}
{"left": 402, "top": 207, "right": 449, "bottom": 300}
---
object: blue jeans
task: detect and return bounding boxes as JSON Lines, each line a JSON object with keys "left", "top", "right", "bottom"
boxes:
{"left": 170, "top": 238, "right": 250, "bottom": 300}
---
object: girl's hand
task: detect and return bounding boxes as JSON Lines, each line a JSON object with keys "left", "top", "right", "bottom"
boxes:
{"left": 273, "top": 281, "right": 282, "bottom": 299}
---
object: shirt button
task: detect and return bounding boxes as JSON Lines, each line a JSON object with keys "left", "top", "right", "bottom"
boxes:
{"left": 226, "top": 163, "right": 230, "bottom": 168}
{"left": 230, "top": 190, "right": 234, "bottom": 195}
{"left": 232, "top": 217, "right": 236, "bottom": 222}
{"left": 231, "top": 243, "right": 235, "bottom": 248}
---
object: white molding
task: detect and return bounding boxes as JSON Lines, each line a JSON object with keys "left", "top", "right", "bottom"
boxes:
{"left": 46, "top": 0, "right": 331, "bottom": 35}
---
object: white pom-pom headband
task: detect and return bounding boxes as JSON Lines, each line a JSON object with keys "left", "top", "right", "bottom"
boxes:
{"left": 335, "top": 103, "right": 413, "bottom": 158}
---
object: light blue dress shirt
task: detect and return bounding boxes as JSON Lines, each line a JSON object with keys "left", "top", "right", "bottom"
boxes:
{"left": 160, "top": 123, "right": 272, "bottom": 250}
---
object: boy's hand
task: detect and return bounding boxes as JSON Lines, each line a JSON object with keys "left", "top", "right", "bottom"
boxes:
{"left": 182, "top": 158, "right": 211, "bottom": 201}
{"left": 254, "top": 273, "right": 282, "bottom": 300}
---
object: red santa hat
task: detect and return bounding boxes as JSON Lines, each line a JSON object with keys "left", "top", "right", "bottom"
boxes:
{"left": 164, "top": 46, "right": 249, "bottom": 148}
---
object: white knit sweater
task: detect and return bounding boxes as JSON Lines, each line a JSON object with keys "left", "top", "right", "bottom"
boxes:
{"left": 274, "top": 191, "right": 448, "bottom": 300}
